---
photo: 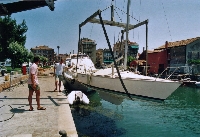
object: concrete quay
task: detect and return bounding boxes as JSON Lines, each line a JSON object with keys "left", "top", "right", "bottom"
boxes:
{"left": 0, "top": 75, "right": 78, "bottom": 137}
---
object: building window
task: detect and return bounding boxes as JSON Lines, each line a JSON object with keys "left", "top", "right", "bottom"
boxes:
{"left": 188, "top": 51, "right": 192, "bottom": 59}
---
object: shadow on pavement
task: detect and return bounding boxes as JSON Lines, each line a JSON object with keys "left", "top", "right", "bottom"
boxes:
{"left": 10, "top": 108, "right": 28, "bottom": 113}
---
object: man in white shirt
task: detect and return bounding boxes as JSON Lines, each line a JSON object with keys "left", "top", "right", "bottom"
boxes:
{"left": 27, "top": 56, "right": 46, "bottom": 111}
{"left": 54, "top": 58, "right": 65, "bottom": 92}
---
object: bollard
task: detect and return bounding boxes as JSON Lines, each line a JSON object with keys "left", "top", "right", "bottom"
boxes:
{"left": 59, "top": 130, "right": 67, "bottom": 137}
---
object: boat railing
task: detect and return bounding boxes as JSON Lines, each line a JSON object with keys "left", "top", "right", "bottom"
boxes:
{"left": 156, "top": 66, "right": 180, "bottom": 80}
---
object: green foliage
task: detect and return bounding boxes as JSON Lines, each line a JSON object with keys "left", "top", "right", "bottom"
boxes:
{"left": 34, "top": 55, "right": 48, "bottom": 66}
{"left": 7, "top": 42, "right": 30, "bottom": 68}
{"left": 0, "top": 16, "right": 28, "bottom": 61}
{"left": 127, "top": 56, "right": 135, "bottom": 62}
{"left": 6, "top": 66, "right": 21, "bottom": 73}
{"left": 188, "top": 59, "right": 200, "bottom": 65}
{"left": 127, "top": 56, "right": 135, "bottom": 66}
{"left": 28, "top": 52, "right": 34, "bottom": 62}
{"left": 39, "top": 56, "right": 48, "bottom": 63}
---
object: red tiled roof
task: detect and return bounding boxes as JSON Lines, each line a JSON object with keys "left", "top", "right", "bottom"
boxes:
{"left": 156, "top": 37, "right": 200, "bottom": 50}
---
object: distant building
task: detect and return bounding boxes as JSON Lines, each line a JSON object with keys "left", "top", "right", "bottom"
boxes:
{"left": 113, "top": 40, "right": 139, "bottom": 59}
{"left": 79, "top": 38, "right": 97, "bottom": 63}
{"left": 140, "top": 37, "right": 200, "bottom": 75}
{"left": 30, "top": 45, "right": 55, "bottom": 65}
{"left": 156, "top": 37, "right": 200, "bottom": 74}
{"left": 113, "top": 40, "right": 139, "bottom": 66}
{"left": 103, "top": 48, "right": 113, "bottom": 65}
{"left": 127, "top": 41, "right": 139, "bottom": 59}
{"left": 57, "top": 54, "right": 68, "bottom": 63}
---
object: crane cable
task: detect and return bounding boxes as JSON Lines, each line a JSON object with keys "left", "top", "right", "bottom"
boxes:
{"left": 98, "top": 12, "right": 133, "bottom": 100}
{"left": 161, "top": 2, "right": 172, "bottom": 42}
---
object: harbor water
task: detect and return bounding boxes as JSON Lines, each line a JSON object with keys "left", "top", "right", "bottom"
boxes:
{"left": 70, "top": 86, "right": 200, "bottom": 137}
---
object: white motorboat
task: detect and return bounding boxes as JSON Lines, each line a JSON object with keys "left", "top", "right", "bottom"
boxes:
{"left": 63, "top": 55, "right": 181, "bottom": 101}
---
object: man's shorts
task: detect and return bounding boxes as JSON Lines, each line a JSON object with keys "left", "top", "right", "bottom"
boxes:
{"left": 28, "top": 84, "right": 40, "bottom": 91}
{"left": 55, "top": 75, "right": 64, "bottom": 81}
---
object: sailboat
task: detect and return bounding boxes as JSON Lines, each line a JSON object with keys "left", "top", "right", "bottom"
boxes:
{"left": 63, "top": 0, "right": 181, "bottom": 101}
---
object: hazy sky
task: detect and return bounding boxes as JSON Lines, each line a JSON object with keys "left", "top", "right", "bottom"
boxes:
{"left": 2, "top": 0, "right": 200, "bottom": 54}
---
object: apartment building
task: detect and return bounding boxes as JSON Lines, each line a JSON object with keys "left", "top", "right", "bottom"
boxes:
{"left": 30, "top": 45, "right": 55, "bottom": 65}
{"left": 79, "top": 38, "right": 97, "bottom": 63}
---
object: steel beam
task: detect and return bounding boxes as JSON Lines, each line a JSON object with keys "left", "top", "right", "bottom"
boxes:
{"left": 88, "top": 18, "right": 135, "bottom": 28}
{"left": 122, "top": 19, "right": 148, "bottom": 33}
{"left": 79, "top": 10, "right": 101, "bottom": 28}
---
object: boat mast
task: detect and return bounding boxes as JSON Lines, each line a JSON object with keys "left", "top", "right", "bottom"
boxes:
{"left": 111, "top": 0, "right": 114, "bottom": 21}
{"left": 124, "top": 0, "right": 131, "bottom": 70}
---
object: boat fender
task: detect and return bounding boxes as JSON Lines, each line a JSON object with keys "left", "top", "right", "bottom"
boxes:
{"left": 67, "top": 91, "right": 90, "bottom": 105}
{"left": 87, "top": 74, "right": 92, "bottom": 84}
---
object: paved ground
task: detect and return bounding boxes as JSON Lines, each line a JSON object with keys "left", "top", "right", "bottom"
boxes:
{"left": 0, "top": 75, "right": 78, "bottom": 137}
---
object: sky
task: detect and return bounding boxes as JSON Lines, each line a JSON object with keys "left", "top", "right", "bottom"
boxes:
{"left": 2, "top": 0, "right": 200, "bottom": 54}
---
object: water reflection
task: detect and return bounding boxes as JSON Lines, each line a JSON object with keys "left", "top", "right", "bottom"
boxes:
{"left": 70, "top": 87, "right": 200, "bottom": 137}
{"left": 97, "top": 90, "right": 125, "bottom": 105}
{"left": 166, "top": 86, "right": 200, "bottom": 107}
{"left": 71, "top": 106, "right": 126, "bottom": 136}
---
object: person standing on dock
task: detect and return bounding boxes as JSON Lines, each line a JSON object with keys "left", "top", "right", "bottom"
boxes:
{"left": 27, "top": 56, "right": 46, "bottom": 111}
{"left": 54, "top": 58, "right": 65, "bottom": 92}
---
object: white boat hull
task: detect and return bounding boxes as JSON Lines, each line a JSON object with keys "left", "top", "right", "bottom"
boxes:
{"left": 63, "top": 57, "right": 181, "bottom": 100}
{"left": 75, "top": 73, "right": 181, "bottom": 100}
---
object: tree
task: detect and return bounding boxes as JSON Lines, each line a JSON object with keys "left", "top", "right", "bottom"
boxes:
{"left": 0, "top": 16, "right": 28, "bottom": 61}
{"left": 7, "top": 42, "right": 29, "bottom": 68}
{"left": 39, "top": 56, "right": 48, "bottom": 66}
{"left": 28, "top": 52, "right": 34, "bottom": 63}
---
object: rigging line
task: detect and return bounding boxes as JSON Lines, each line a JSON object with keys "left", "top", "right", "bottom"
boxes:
{"left": 114, "top": 6, "right": 140, "bottom": 22}
{"left": 122, "top": 0, "right": 125, "bottom": 16}
{"left": 89, "top": 24, "right": 94, "bottom": 38}
{"left": 161, "top": 2, "right": 172, "bottom": 41}
{"left": 98, "top": 12, "right": 133, "bottom": 100}
{"left": 101, "top": 5, "right": 112, "bottom": 12}
{"left": 118, "top": 32, "right": 121, "bottom": 42}
{"left": 139, "top": 0, "right": 141, "bottom": 22}
{"left": 114, "top": 9, "right": 123, "bottom": 23}
{"left": 132, "top": 11, "right": 134, "bottom": 39}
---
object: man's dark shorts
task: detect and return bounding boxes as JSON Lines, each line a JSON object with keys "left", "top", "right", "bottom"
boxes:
{"left": 55, "top": 75, "right": 64, "bottom": 81}
{"left": 28, "top": 84, "right": 40, "bottom": 91}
